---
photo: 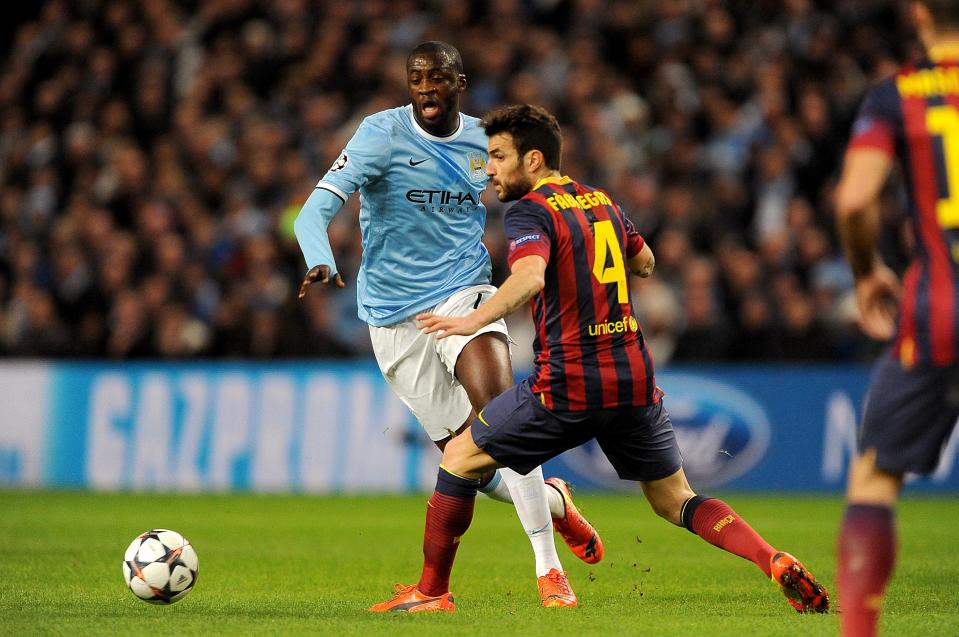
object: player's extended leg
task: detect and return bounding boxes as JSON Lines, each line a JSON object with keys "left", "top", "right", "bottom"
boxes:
{"left": 473, "top": 455, "right": 602, "bottom": 564}
{"left": 437, "top": 430, "right": 576, "bottom": 609}
{"left": 371, "top": 427, "right": 577, "bottom": 611}
{"left": 370, "top": 429, "right": 497, "bottom": 613}
{"left": 641, "top": 467, "right": 829, "bottom": 613}
{"left": 367, "top": 459, "right": 479, "bottom": 613}
{"left": 838, "top": 449, "right": 902, "bottom": 637}
{"left": 837, "top": 356, "right": 959, "bottom": 635}
{"left": 454, "top": 334, "right": 595, "bottom": 571}
{"left": 442, "top": 412, "right": 568, "bottom": 528}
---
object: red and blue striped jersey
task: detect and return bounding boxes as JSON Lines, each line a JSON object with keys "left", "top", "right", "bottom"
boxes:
{"left": 849, "top": 56, "right": 959, "bottom": 368}
{"left": 504, "top": 175, "right": 660, "bottom": 411}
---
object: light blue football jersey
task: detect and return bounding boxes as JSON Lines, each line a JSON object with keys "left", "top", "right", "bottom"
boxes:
{"left": 296, "top": 105, "right": 492, "bottom": 326}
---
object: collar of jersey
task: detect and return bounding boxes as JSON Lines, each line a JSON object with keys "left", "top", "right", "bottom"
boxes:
{"left": 406, "top": 105, "right": 464, "bottom": 142}
{"left": 929, "top": 43, "right": 959, "bottom": 63}
{"left": 532, "top": 175, "right": 572, "bottom": 191}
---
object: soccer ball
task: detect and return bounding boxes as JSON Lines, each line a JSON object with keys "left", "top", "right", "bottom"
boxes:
{"left": 122, "top": 529, "right": 199, "bottom": 604}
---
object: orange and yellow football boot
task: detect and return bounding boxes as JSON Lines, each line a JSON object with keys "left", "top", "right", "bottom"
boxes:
{"left": 770, "top": 552, "right": 830, "bottom": 613}
{"left": 545, "top": 477, "right": 604, "bottom": 564}
{"left": 368, "top": 584, "right": 455, "bottom": 613}
{"left": 537, "top": 568, "right": 578, "bottom": 608}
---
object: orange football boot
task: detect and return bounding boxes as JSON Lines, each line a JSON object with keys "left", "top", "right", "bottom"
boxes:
{"left": 537, "top": 568, "right": 578, "bottom": 608}
{"left": 545, "top": 477, "right": 604, "bottom": 564}
{"left": 368, "top": 584, "right": 455, "bottom": 613}
{"left": 770, "top": 552, "right": 830, "bottom": 613}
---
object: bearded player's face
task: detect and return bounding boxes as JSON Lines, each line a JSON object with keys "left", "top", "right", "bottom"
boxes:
{"left": 486, "top": 133, "right": 533, "bottom": 202}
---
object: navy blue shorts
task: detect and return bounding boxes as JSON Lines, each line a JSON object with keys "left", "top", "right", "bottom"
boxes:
{"left": 471, "top": 379, "right": 683, "bottom": 482}
{"left": 860, "top": 353, "right": 959, "bottom": 475}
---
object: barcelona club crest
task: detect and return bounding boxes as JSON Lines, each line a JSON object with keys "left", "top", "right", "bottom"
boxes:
{"left": 468, "top": 151, "right": 486, "bottom": 180}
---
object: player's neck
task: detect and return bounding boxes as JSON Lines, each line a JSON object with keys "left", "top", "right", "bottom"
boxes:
{"left": 531, "top": 170, "right": 565, "bottom": 190}
{"left": 416, "top": 110, "right": 461, "bottom": 138}
{"left": 928, "top": 34, "right": 959, "bottom": 61}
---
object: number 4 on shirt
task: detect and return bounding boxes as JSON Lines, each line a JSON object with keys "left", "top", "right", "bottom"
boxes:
{"left": 926, "top": 104, "right": 959, "bottom": 229}
{"left": 591, "top": 219, "right": 628, "bottom": 303}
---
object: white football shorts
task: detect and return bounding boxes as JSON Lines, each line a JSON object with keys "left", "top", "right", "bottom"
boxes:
{"left": 369, "top": 284, "right": 510, "bottom": 441}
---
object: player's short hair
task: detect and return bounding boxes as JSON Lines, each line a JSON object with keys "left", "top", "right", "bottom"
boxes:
{"left": 923, "top": 0, "right": 959, "bottom": 26}
{"left": 482, "top": 104, "right": 562, "bottom": 170}
{"left": 406, "top": 41, "right": 463, "bottom": 74}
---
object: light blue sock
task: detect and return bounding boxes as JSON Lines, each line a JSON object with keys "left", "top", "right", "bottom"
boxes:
{"left": 478, "top": 470, "right": 512, "bottom": 503}
{"left": 479, "top": 469, "right": 565, "bottom": 517}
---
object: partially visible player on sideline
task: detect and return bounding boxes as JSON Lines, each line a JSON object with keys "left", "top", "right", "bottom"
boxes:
{"left": 370, "top": 104, "right": 829, "bottom": 614}
{"left": 293, "top": 43, "right": 602, "bottom": 606}
{"left": 834, "top": 2, "right": 959, "bottom": 635}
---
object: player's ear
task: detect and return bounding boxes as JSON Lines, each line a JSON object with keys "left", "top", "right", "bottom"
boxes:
{"left": 525, "top": 149, "right": 544, "bottom": 173}
{"left": 911, "top": 1, "right": 933, "bottom": 33}
{"left": 456, "top": 73, "right": 467, "bottom": 92}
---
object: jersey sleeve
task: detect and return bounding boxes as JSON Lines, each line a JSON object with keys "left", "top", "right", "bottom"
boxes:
{"left": 504, "top": 199, "right": 553, "bottom": 267}
{"left": 316, "top": 117, "right": 390, "bottom": 201}
{"left": 847, "top": 79, "right": 900, "bottom": 157}
{"left": 602, "top": 193, "right": 647, "bottom": 258}
{"left": 622, "top": 213, "right": 646, "bottom": 258}
{"left": 293, "top": 187, "right": 345, "bottom": 274}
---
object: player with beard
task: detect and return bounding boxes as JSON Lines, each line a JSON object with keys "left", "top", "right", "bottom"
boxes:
{"left": 371, "top": 104, "right": 829, "bottom": 614}
{"left": 294, "top": 43, "right": 601, "bottom": 608}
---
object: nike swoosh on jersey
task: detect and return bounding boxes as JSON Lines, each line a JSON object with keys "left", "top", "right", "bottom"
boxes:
{"left": 409, "top": 157, "right": 430, "bottom": 166}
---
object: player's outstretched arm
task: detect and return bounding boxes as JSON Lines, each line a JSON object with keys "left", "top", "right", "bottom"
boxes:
{"left": 835, "top": 148, "right": 899, "bottom": 340}
{"left": 293, "top": 187, "right": 348, "bottom": 297}
{"left": 417, "top": 255, "right": 547, "bottom": 339}
{"left": 628, "top": 243, "right": 655, "bottom": 278}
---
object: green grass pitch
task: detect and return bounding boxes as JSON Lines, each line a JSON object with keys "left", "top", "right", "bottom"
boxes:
{"left": 1, "top": 491, "right": 956, "bottom": 636}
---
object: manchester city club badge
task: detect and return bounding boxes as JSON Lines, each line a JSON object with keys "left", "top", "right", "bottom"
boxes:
{"left": 468, "top": 151, "right": 486, "bottom": 180}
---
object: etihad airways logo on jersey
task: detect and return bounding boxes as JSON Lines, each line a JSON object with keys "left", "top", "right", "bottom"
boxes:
{"left": 586, "top": 316, "right": 638, "bottom": 337}
{"left": 406, "top": 190, "right": 478, "bottom": 213}
{"left": 406, "top": 190, "right": 478, "bottom": 205}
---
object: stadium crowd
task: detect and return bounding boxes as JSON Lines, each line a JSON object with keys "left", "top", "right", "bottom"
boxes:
{"left": 0, "top": 0, "right": 916, "bottom": 363}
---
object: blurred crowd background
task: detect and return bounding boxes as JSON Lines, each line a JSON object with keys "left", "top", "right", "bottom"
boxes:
{"left": 0, "top": 0, "right": 917, "bottom": 365}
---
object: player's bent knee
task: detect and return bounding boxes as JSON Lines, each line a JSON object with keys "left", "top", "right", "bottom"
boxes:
{"left": 455, "top": 333, "right": 513, "bottom": 405}
{"left": 440, "top": 429, "right": 498, "bottom": 479}
{"left": 846, "top": 450, "right": 902, "bottom": 505}
{"left": 648, "top": 496, "right": 684, "bottom": 525}
{"left": 642, "top": 469, "right": 694, "bottom": 525}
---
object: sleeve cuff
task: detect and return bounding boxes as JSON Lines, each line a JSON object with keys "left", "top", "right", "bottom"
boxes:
{"left": 507, "top": 242, "right": 550, "bottom": 267}
{"left": 316, "top": 181, "right": 348, "bottom": 203}
{"left": 626, "top": 233, "right": 646, "bottom": 259}
{"left": 848, "top": 123, "right": 895, "bottom": 158}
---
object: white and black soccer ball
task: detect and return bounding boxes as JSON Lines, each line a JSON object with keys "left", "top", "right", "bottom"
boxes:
{"left": 122, "top": 529, "right": 199, "bottom": 604}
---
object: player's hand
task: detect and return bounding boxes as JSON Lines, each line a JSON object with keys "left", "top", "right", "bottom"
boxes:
{"left": 298, "top": 265, "right": 345, "bottom": 298}
{"left": 854, "top": 264, "right": 900, "bottom": 341}
{"left": 416, "top": 311, "right": 483, "bottom": 340}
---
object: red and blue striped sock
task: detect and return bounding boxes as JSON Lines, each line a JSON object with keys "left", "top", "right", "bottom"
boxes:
{"left": 682, "top": 496, "right": 776, "bottom": 577}
{"left": 838, "top": 504, "right": 896, "bottom": 637}
{"left": 417, "top": 467, "right": 480, "bottom": 596}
